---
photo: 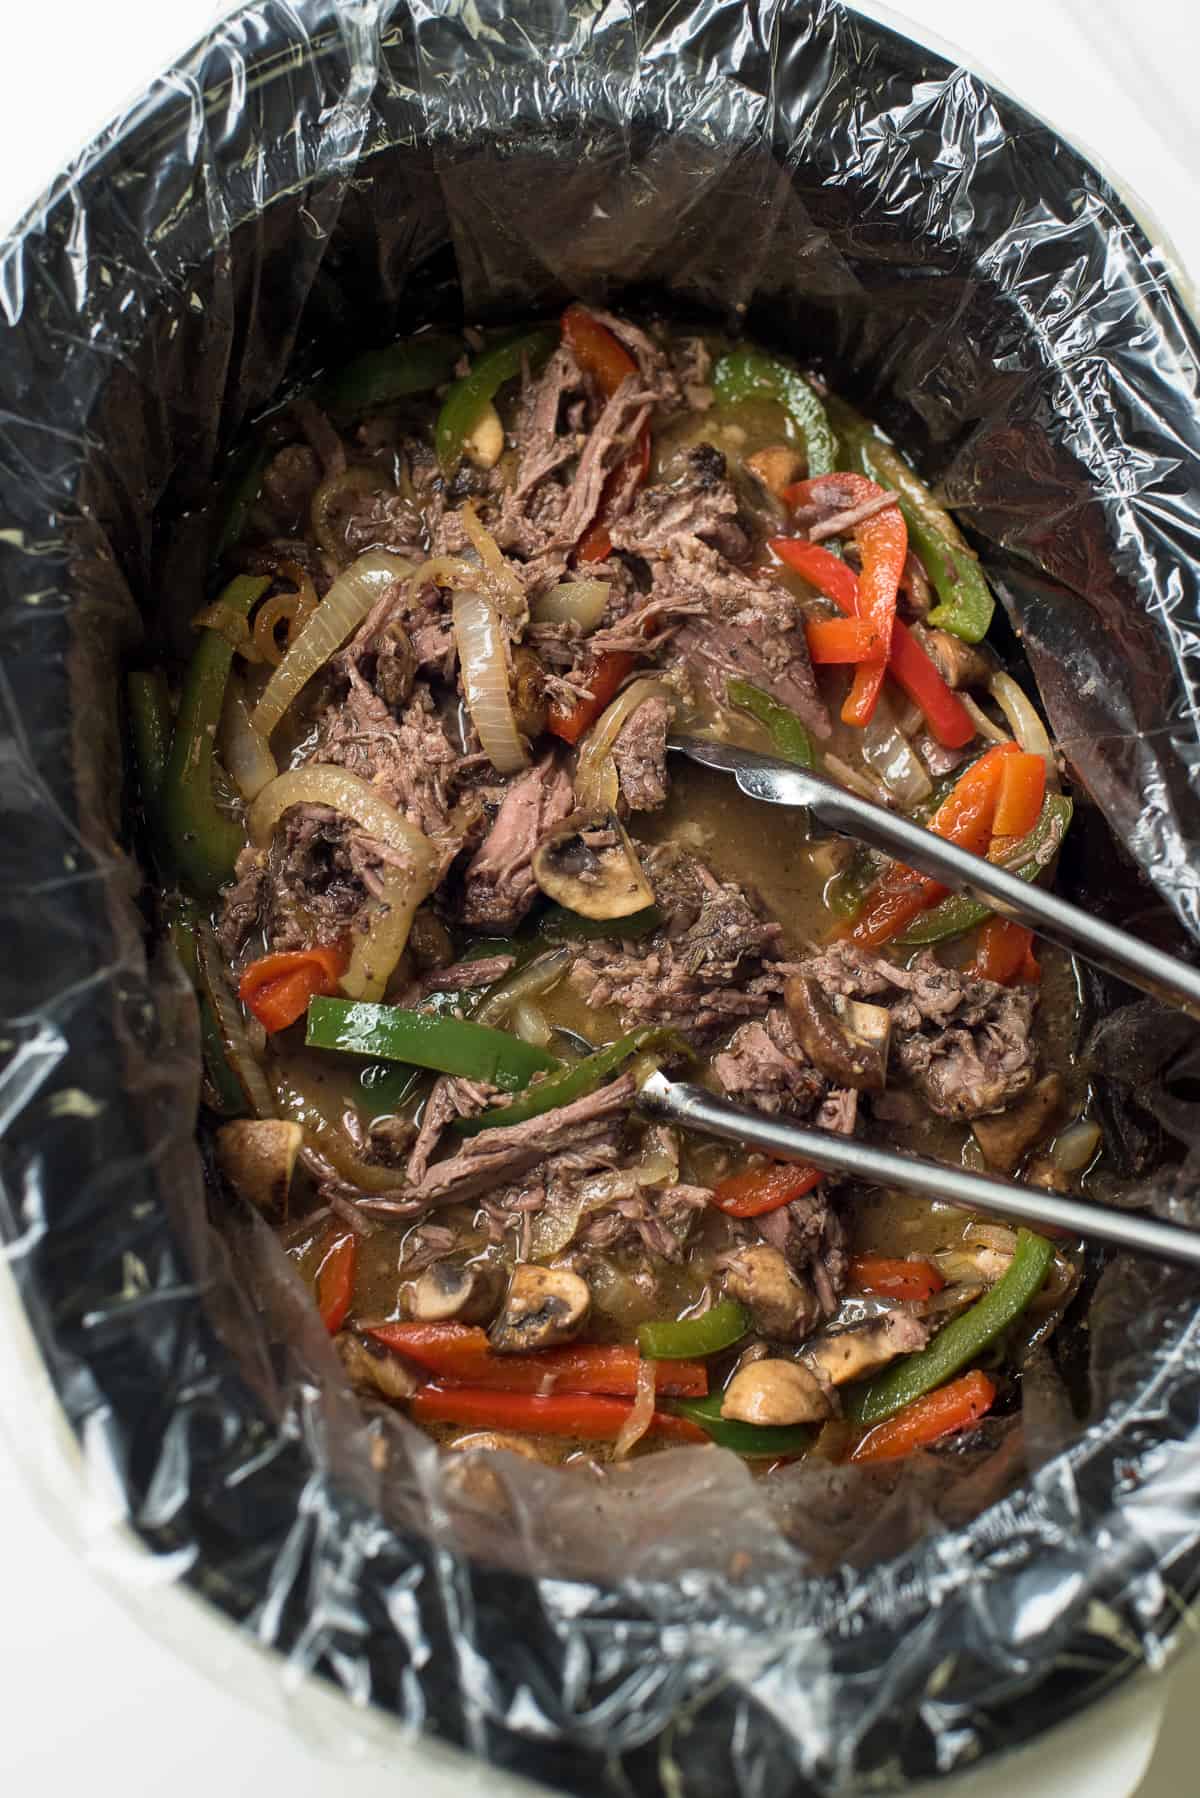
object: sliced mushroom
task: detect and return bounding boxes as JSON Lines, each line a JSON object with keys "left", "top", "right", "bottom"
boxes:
{"left": 489, "top": 1264, "right": 591, "bottom": 1353}
{"left": 919, "top": 1282, "right": 986, "bottom": 1328}
{"left": 802, "top": 1309, "right": 930, "bottom": 1388}
{"left": 971, "top": 1073, "right": 1065, "bottom": 1173}
{"left": 784, "top": 975, "right": 891, "bottom": 1092}
{"left": 215, "top": 1119, "right": 302, "bottom": 1219}
{"left": 406, "top": 1258, "right": 503, "bottom": 1325}
{"left": 910, "top": 624, "right": 994, "bottom": 690}
{"left": 722, "top": 1245, "right": 819, "bottom": 1343}
{"left": 721, "top": 1358, "right": 832, "bottom": 1427}
{"left": 510, "top": 645, "right": 549, "bottom": 739}
{"left": 744, "top": 445, "right": 804, "bottom": 499}
{"left": 335, "top": 1331, "right": 419, "bottom": 1402}
{"left": 463, "top": 400, "right": 505, "bottom": 470}
{"left": 532, "top": 810, "right": 655, "bottom": 921}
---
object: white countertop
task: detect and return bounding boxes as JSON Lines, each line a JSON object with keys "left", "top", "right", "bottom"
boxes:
{"left": 0, "top": 3, "right": 1196, "bottom": 1795}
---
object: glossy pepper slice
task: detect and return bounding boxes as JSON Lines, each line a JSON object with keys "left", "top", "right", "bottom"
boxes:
{"left": 435, "top": 326, "right": 556, "bottom": 469}
{"left": 561, "top": 305, "right": 651, "bottom": 564}
{"left": 850, "top": 1370, "right": 997, "bottom": 1463}
{"left": 726, "top": 677, "right": 815, "bottom": 768}
{"left": 322, "top": 331, "right": 462, "bottom": 424}
{"left": 969, "top": 918, "right": 1040, "bottom": 986}
{"left": 897, "top": 793, "right": 1073, "bottom": 945}
{"left": 547, "top": 648, "right": 637, "bottom": 745}
{"left": 825, "top": 392, "right": 995, "bottom": 642}
{"left": 848, "top": 742, "right": 1018, "bottom": 948}
{"left": 452, "top": 1025, "right": 683, "bottom": 1137}
{"left": 772, "top": 535, "right": 975, "bottom": 749}
{"left": 306, "top": 999, "right": 560, "bottom": 1091}
{"left": 161, "top": 573, "right": 271, "bottom": 899}
{"left": 711, "top": 1162, "right": 822, "bottom": 1218}
{"left": 408, "top": 1384, "right": 708, "bottom": 1444}
{"left": 992, "top": 750, "right": 1047, "bottom": 840}
{"left": 785, "top": 475, "right": 907, "bottom": 727}
{"left": 671, "top": 1391, "right": 814, "bottom": 1459}
{"left": 849, "top": 1256, "right": 945, "bottom": 1302}
{"left": 636, "top": 1299, "right": 751, "bottom": 1361}
{"left": 712, "top": 345, "right": 837, "bottom": 478}
{"left": 847, "top": 1229, "right": 1054, "bottom": 1428}
{"left": 369, "top": 1323, "right": 707, "bottom": 1397}
{"left": 240, "top": 945, "right": 348, "bottom": 1034}
{"left": 316, "top": 1232, "right": 357, "bottom": 1334}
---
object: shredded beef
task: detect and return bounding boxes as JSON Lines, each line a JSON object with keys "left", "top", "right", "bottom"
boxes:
{"left": 406, "top": 1075, "right": 498, "bottom": 1187}
{"left": 610, "top": 462, "right": 750, "bottom": 564}
{"left": 797, "top": 942, "right": 1038, "bottom": 1119}
{"left": 712, "top": 1008, "right": 826, "bottom": 1116}
{"left": 755, "top": 1192, "right": 848, "bottom": 1317}
{"left": 584, "top": 311, "right": 684, "bottom": 416}
{"left": 579, "top": 1182, "right": 711, "bottom": 1262}
{"left": 312, "top": 676, "right": 465, "bottom": 840}
{"left": 513, "top": 345, "right": 586, "bottom": 498}
{"left": 341, "top": 489, "right": 427, "bottom": 560}
{"left": 217, "top": 845, "right": 267, "bottom": 959}
{"left": 546, "top": 374, "right": 656, "bottom": 549}
{"left": 612, "top": 697, "right": 671, "bottom": 812}
{"left": 460, "top": 754, "right": 574, "bottom": 932}
{"left": 259, "top": 803, "right": 373, "bottom": 952}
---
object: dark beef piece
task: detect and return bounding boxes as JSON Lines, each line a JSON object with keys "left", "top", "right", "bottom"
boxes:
{"left": 546, "top": 374, "right": 656, "bottom": 550}
{"left": 611, "top": 696, "right": 671, "bottom": 812}
{"left": 406, "top": 1075, "right": 498, "bottom": 1187}
{"left": 609, "top": 454, "right": 750, "bottom": 564}
{"left": 814, "top": 1086, "right": 859, "bottom": 1136}
{"left": 712, "top": 1008, "right": 826, "bottom": 1117}
{"left": 670, "top": 335, "right": 714, "bottom": 409}
{"left": 584, "top": 311, "right": 684, "bottom": 415}
{"left": 260, "top": 444, "right": 321, "bottom": 529}
{"left": 513, "top": 345, "right": 586, "bottom": 498}
{"left": 570, "top": 850, "right": 787, "bottom": 1041}
{"left": 407, "top": 1075, "right": 637, "bottom": 1209}
{"left": 798, "top": 942, "right": 1038, "bottom": 1119}
{"left": 755, "top": 1191, "right": 848, "bottom": 1318}
{"left": 217, "top": 845, "right": 267, "bottom": 959}
{"left": 262, "top": 803, "right": 372, "bottom": 952}
{"left": 579, "top": 1182, "right": 711, "bottom": 1262}
{"left": 341, "top": 489, "right": 427, "bottom": 560}
{"left": 460, "top": 754, "right": 574, "bottom": 932}
{"left": 312, "top": 675, "right": 464, "bottom": 839}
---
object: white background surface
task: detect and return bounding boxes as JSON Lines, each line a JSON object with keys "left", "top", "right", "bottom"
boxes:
{"left": 1, "top": 2, "right": 1198, "bottom": 1795}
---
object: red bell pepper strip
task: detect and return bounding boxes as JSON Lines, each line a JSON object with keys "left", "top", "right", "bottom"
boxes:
{"left": 366, "top": 1322, "right": 707, "bottom": 1397}
{"left": 784, "top": 476, "right": 906, "bottom": 727}
{"left": 546, "top": 647, "right": 637, "bottom": 744}
{"left": 240, "top": 944, "right": 347, "bottom": 1033}
{"left": 848, "top": 742, "right": 1017, "bottom": 948}
{"left": 316, "top": 1232, "right": 357, "bottom": 1334}
{"left": 849, "top": 1256, "right": 946, "bottom": 1302}
{"left": 991, "top": 751, "right": 1047, "bottom": 840}
{"left": 408, "top": 1383, "right": 709, "bottom": 1444}
{"left": 849, "top": 1369, "right": 996, "bottom": 1463}
{"left": 772, "top": 535, "right": 974, "bottom": 748}
{"left": 711, "top": 1162, "right": 822, "bottom": 1219}
{"left": 805, "top": 617, "right": 883, "bottom": 664}
{"left": 969, "top": 918, "right": 1040, "bottom": 986}
{"left": 561, "top": 305, "right": 651, "bottom": 565}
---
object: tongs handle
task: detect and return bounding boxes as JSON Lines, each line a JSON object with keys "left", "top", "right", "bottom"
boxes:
{"left": 671, "top": 739, "right": 1200, "bottom": 1024}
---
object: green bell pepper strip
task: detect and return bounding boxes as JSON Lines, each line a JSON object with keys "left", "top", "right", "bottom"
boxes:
{"left": 127, "top": 671, "right": 171, "bottom": 805}
{"left": 712, "top": 346, "right": 837, "bottom": 478}
{"left": 453, "top": 1024, "right": 686, "bottom": 1138}
{"left": 726, "top": 677, "right": 815, "bottom": 769}
{"left": 436, "top": 326, "right": 558, "bottom": 470}
{"left": 846, "top": 1229, "right": 1054, "bottom": 1429}
{"left": 538, "top": 902, "right": 662, "bottom": 943}
{"left": 826, "top": 393, "right": 994, "bottom": 643}
{"left": 671, "top": 1391, "right": 814, "bottom": 1458}
{"left": 318, "top": 332, "right": 462, "bottom": 422}
{"left": 306, "top": 999, "right": 560, "bottom": 1092}
{"left": 637, "top": 1299, "right": 750, "bottom": 1361}
{"left": 356, "top": 1061, "right": 425, "bottom": 1119}
{"left": 896, "top": 793, "right": 1073, "bottom": 945}
{"left": 163, "top": 899, "right": 249, "bottom": 1117}
{"left": 161, "top": 574, "right": 270, "bottom": 900}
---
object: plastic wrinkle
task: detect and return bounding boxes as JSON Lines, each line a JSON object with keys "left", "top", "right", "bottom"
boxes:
{"left": 1, "top": 2, "right": 1200, "bottom": 1794}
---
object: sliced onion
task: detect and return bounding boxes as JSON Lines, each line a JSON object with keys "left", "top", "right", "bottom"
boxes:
{"left": 512, "top": 1000, "right": 553, "bottom": 1048}
{"left": 822, "top": 751, "right": 892, "bottom": 806}
{"left": 452, "top": 588, "right": 529, "bottom": 774}
{"left": 218, "top": 676, "right": 278, "bottom": 801}
{"left": 195, "top": 925, "right": 274, "bottom": 1120}
{"left": 575, "top": 677, "right": 675, "bottom": 814}
{"left": 311, "top": 465, "right": 388, "bottom": 561}
{"left": 192, "top": 599, "right": 262, "bottom": 661}
{"left": 1051, "top": 1118, "right": 1102, "bottom": 1173}
{"left": 989, "top": 673, "right": 1058, "bottom": 789}
{"left": 531, "top": 580, "right": 611, "bottom": 631}
{"left": 459, "top": 500, "right": 524, "bottom": 618}
{"left": 252, "top": 563, "right": 319, "bottom": 666}
{"left": 249, "top": 764, "right": 438, "bottom": 1000}
{"left": 959, "top": 692, "right": 1010, "bottom": 745}
{"left": 251, "top": 550, "right": 415, "bottom": 739}
{"left": 859, "top": 692, "right": 932, "bottom": 808}
{"left": 474, "top": 946, "right": 572, "bottom": 1028}
{"left": 614, "top": 1356, "right": 657, "bottom": 1460}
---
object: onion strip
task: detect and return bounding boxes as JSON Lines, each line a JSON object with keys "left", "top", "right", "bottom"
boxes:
{"left": 989, "top": 672, "right": 1059, "bottom": 789}
{"left": 959, "top": 692, "right": 1010, "bottom": 745}
{"left": 474, "top": 946, "right": 572, "bottom": 1028}
{"left": 859, "top": 692, "right": 932, "bottom": 807}
{"left": 614, "top": 1356, "right": 657, "bottom": 1460}
{"left": 452, "top": 588, "right": 529, "bottom": 774}
{"left": 218, "top": 676, "right": 278, "bottom": 801}
{"left": 531, "top": 580, "right": 611, "bottom": 631}
{"left": 459, "top": 500, "right": 524, "bottom": 618}
{"left": 251, "top": 550, "right": 414, "bottom": 738}
{"left": 575, "top": 677, "right": 675, "bottom": 814}
{"left": 249, "top": 765, "right": 438, "bottom": 1000}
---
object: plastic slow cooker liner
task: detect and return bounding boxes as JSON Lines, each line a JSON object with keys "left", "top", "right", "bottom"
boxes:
{"left": 3, "top": 0, "right": 1200, "bottom": 1791}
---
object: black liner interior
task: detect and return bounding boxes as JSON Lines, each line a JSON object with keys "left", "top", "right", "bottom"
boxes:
{"left": 3, "top": 3, "right": 1200, "bottom": 1793}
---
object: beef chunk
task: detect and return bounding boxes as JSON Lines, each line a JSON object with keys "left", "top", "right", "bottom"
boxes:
{"left": 612, "top": 697, "right": 671, "bottom": 812}
{"left": 578, "top": 1182, "right": 711, "bottom": 1263}
{"left": 512, "top": 345, "right": 586, "bottom": 498}
{"left": 217, "top": 845, "right": 268, "bottom": 959}
{"left": 610, "top": 461, "right": 749, "bottom": 564}
{"left": 406, "top": 1075, "right": 498, "bottom": 1187}
{"left": 755, "top": 1191, "right": 848, "bottom": 1317}
{"left": 798, "top": 942, "right": 1038, "bottom": 1120}
{"left": 341, "top": 488, "right": 427, "bottom": 560}
{"left": 712, "top": 1009, "right": 826, "bottom": 1117}
{"left": 261, "top": 802, "right": 373, "bottom": 951}
{"left": 460, "top": 754, "right": 574, "bottom": 932}
{"left": 313, "top": 676, "right": 465, "bottom": 840}
{"left": 583, "top": 311, "right": 684, "bottom": 415}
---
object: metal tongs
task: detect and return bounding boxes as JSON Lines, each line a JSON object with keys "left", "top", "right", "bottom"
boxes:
{"left": 637, "top": 738, "right": 1200, "bottom": 1271}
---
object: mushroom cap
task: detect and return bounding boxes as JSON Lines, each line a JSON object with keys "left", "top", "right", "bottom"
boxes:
{"left": 215, "top": 1118, "right": 302, "bottom": 1218}
{"left": 489, "top": 1264, "right": 591, "bottom": 1353}
{"left": 720, "top": 1357, "right": 832, "bottom": 1426}
{"left": 531, "top": 810, "right": 654, "bottom": 920}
